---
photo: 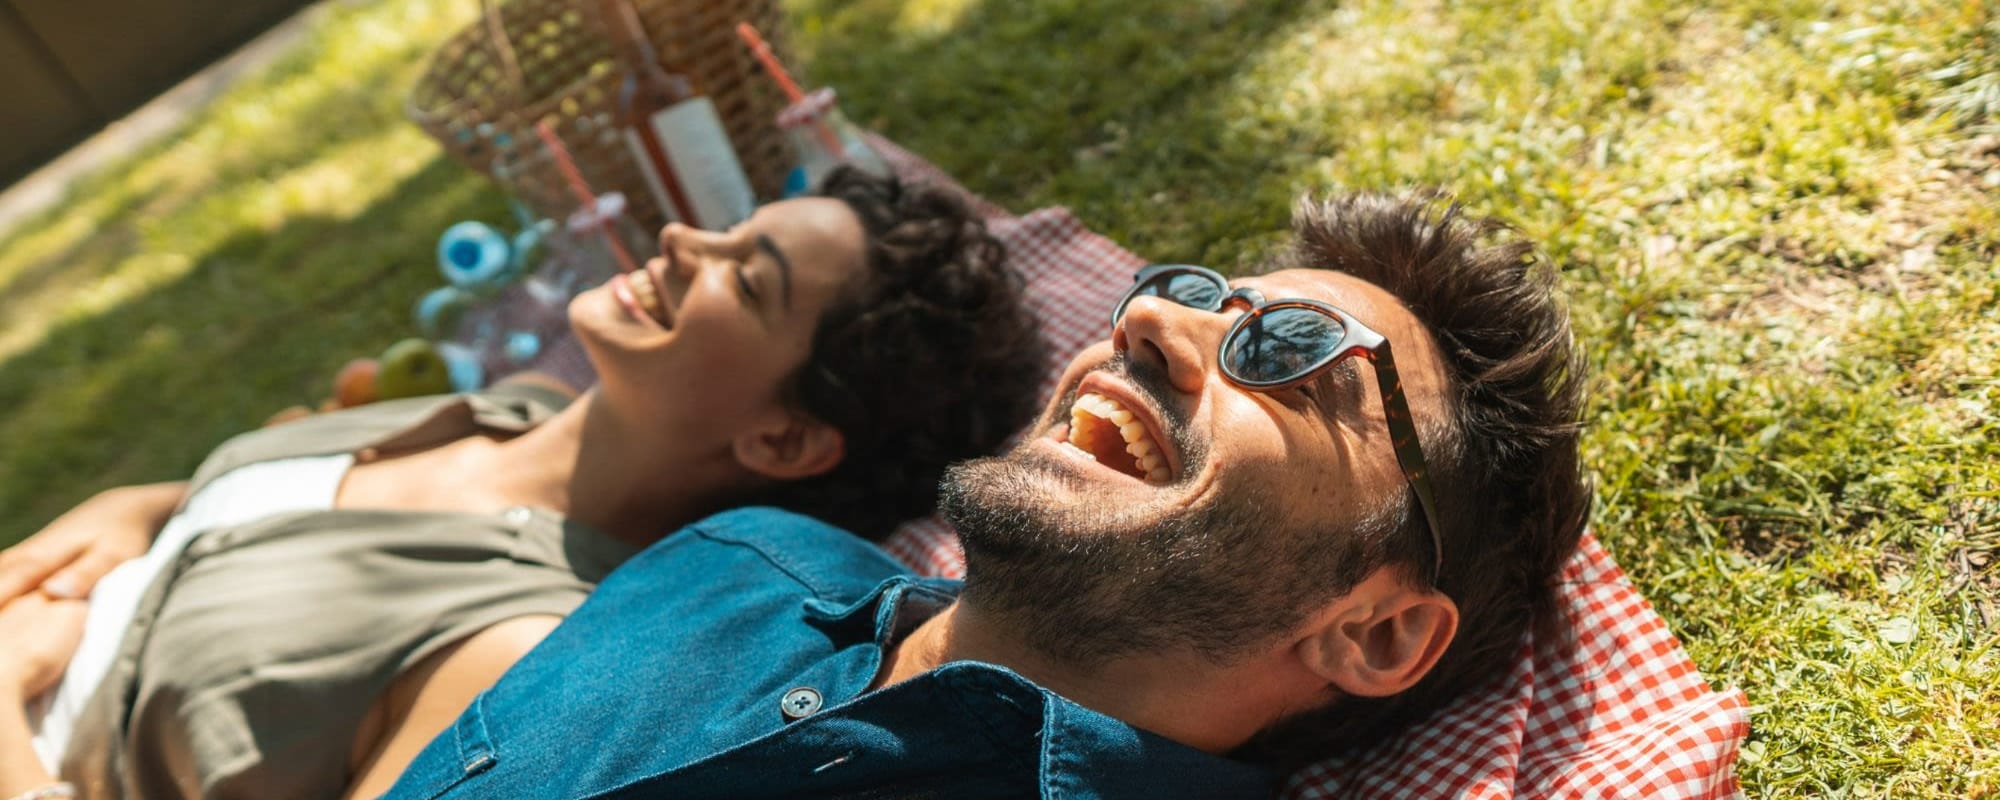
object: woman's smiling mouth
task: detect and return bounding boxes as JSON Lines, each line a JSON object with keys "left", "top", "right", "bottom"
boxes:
{"left": 612, "top": 267, "right": 675, "bottom": 329}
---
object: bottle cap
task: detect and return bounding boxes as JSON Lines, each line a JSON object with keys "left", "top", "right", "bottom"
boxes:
{"left": 438, "top": 221, "right": 515, "bottom": 291}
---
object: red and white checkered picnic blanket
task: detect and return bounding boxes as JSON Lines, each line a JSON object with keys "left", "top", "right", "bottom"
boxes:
{"left": 532, "top": 138, "right": 1751, "bottom": 798}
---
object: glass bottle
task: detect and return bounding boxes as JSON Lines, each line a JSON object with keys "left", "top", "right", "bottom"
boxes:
{"left": 597, "top": 0, "right": 756, "bottom": 230}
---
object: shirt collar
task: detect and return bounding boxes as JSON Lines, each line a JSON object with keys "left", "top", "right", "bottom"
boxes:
{"left": 1038, "top": 683, "right": 1276, "bottom": 797}
{"left": 829, "top": 577, "right": 1276, "bottom": 798}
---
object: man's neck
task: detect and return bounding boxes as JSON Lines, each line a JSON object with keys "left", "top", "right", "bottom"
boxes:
{"left": 876, "top": 599, "right": 1315, "bottom": 754}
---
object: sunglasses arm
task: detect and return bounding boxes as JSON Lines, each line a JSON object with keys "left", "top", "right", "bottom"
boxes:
{"left": 1369, "top": 341, "right": 1448, "bottom": 583}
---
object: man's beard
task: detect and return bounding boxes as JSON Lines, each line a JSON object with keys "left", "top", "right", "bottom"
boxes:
{"left": 941, "top": 367, "right": 1373, "bottom": 670}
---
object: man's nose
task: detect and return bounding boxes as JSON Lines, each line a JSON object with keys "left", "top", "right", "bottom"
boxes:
{"left": 1112, "top": 295, "right": 1224, "bottom": 395}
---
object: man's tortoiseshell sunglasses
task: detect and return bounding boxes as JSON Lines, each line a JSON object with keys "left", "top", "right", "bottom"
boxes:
{"left": 1112, "top": 264, "right": 1446, "bottom": 579}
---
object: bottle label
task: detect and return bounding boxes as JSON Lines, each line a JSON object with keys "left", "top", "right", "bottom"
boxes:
{"left": 623, "top": 127, "right": 684, "bottom": 226}
{"left": 630, "top": 97, "right": 756, "bottom": 230}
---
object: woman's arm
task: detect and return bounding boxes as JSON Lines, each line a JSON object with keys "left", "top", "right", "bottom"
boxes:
{"left": 0, "top": 699, "right": 58, "bottom": 798}
{"left": 0, "top": 481, "right": 187, "bottom": 603}
{"left": 341, "top": 615, "right": 563, "bottom": 800}
{"left": 0, "top": 592, "right": 87, "bottom": 797}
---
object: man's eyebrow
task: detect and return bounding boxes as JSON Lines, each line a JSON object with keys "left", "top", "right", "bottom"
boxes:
{"left": 756, "top": 234, "right": 794, "bottom": 310}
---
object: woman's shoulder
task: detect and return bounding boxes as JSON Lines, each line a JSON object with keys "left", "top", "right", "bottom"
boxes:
{"left": 187, "top": 397, "right": 452, "bottom": 491}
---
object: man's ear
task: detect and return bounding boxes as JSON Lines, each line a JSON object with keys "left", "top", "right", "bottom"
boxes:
{"left": 1294, "top": 568, "right": 1458, "bottom": 698}
{"left": 732, "top": 411, "right": 845, "bottom": 481}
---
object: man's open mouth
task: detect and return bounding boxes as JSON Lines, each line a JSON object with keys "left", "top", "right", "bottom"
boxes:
{"left": 614, "top": 267, "right": 675, "bottom": 329}
{"left": 1062, "top": 391, "right": 1171, "bottom": 484}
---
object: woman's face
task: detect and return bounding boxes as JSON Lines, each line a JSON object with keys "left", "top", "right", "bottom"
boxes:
{"left": 570, "top": 197, "right": 868, "bottom": 440}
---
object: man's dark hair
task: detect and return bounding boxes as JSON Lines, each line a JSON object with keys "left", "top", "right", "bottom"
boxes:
{"left": 1236, "top": 189, "right": 1592, "bottom": 767}
{"left": 764, "top": 166, "right": 1045, "bottom": 540}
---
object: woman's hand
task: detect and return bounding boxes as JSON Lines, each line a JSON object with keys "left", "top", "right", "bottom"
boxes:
{"left": 0, "top": 593, "right": 84, "bottom": 798}
{"left": 0, "top": 482, "right": 185, "bottom": 604}
{"left": 0, "top": 592, "right": 87, "bottom": 702}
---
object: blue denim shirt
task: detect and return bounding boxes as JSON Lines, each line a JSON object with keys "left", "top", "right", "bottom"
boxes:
{"left": 380, "top": 507, "right": 1274, "bottom": 799}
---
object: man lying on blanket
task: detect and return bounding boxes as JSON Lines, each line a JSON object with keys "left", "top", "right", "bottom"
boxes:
{"left": 382, "top": 189, "right": 1592, "bottom": 799}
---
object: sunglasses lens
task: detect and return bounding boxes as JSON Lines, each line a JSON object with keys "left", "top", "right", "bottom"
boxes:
{"left": 1120, "top": 269, "right": 1225, "bottom": 320}
{"left": 1156, "top": 271, "right": 1226, "bottom": 308}
{"left": 1224, "top": 306, "right": 1346, "bottom": 385}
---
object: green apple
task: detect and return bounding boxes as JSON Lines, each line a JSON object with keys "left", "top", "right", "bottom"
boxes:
{"left": 376, "top": 338, "right": 454, "bottom": 399}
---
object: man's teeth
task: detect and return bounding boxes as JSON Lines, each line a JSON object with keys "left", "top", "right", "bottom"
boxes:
{"left": 1070, "top": 392, "right": 1171, "bottom": 483}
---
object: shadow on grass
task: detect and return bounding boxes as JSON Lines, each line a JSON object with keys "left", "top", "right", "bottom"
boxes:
{"left": 0, "top": 46, "right": 445, "bottom": 339}
{"left": 0, "top": 156, "right": 505, "bottom": 545}
{"left": 792, "top": 0, "right": 1340, "bottom": 265}
{"left": 2, "top": 0, "right": 1332, "bottom": 545}
{"left": 0, "top": 192, "right": 150, "bottom": 304}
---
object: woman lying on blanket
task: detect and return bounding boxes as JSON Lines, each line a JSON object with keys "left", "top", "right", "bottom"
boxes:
{"left": 0, "top": 166, "right": 1045, "bottom": 800}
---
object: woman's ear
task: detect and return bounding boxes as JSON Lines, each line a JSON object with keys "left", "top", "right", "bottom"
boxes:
{"left": 732, "top": 411, "right": 845, "bottom": 481}
{"left": 1294, "top": 568, "right": 1458, "bottom": 698}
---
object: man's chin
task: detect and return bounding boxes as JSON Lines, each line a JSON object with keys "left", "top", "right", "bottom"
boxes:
{"left": 948, "top": 443, "right": 1144, "bottom": 523}
{"left": 942, "top": 454, "right": 1065, "bottom": 545}
{"left": 940, "top": 446, "right": 1178, "bottom": 567}
{"left": 941, "top": 450, "right": 1064, "bottom": 516}
{"left": 941, "top": 439, "right": 1297, "bottom": 668}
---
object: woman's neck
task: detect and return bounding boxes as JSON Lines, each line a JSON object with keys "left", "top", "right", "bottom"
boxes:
{"left": 479, "top": 388, "right": 747, "bottom": 546}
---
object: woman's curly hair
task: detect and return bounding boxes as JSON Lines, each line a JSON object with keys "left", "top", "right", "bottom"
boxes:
{"left": 763, "top": 166, "right": 1045, "bottom": 540}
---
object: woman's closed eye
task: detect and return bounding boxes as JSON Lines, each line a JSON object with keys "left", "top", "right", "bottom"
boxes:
{"left": 736, "top": 261, "right": 780, "bottom": 325}
{"left": 735, "top": 263, "right": 760, "bottom": 306}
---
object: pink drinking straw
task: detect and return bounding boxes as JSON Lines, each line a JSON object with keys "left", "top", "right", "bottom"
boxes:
{"left": 535, "top": 120, "right": 641, "bottom": 275}
{"left": 736, "top": 22, "right": 843, "bottom": 154}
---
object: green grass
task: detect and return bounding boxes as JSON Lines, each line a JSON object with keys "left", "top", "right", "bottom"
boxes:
{"left": 2, "top": 0, "right": 1996, "bottom": 795}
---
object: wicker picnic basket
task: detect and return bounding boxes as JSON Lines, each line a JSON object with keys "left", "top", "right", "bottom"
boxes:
{"left": 408, "top": 0, "right": 795, "bottom": 231}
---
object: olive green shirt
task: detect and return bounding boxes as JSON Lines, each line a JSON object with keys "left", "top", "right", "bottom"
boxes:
{"left": 61, "top": 387, "right": 639, "bottom": 799}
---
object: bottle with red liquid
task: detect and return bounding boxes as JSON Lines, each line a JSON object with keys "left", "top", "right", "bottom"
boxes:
{"left": 597, "top": 0, "right": 755, "bottom": 230}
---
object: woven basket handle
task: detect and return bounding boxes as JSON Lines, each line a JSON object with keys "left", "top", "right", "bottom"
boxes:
{"left": 477, "top": 0, "right": 530, "bottom": 103}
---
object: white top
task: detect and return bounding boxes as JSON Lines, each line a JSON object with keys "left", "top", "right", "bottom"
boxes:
{"left": 29, "top": 453, "right": 354, "bottom": 770}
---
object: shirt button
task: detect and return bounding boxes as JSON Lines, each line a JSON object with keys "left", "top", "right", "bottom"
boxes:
{"left": 504, "top": 506, "right": 534, "bottom": 525}
{"left": 780, "top": 687, "right": 823, "bottom": 720}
